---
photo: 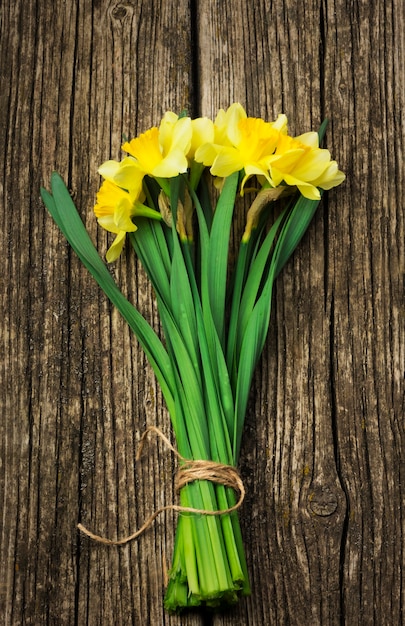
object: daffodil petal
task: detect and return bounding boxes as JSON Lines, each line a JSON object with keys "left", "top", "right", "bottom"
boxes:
{"left": 106, "top": 231, "right": 126, "bottom": 263}
{"left": 189, "top": 117, "right": 215, "bottom": 158}
{"left": 268, "top": 167, "right": 285, "bottom": 187}
{"left": 152, "top": 150, "right": 189, "bottom": 177}
{"left": 268, "top": 149, "right": 306, "bottom": 172}
{"left": 98, "top": 160, "right": 121, "bottom": 180}
{"left": 226, "top": 105, "right": 247, "bottom": 146}
{"left": 114, "top": 199, "right": 137, "bottom": 232}
{"left": 289, "top": 149, "right": 331, "bottom": 180}
{"left": 210, "top": 148, "right": 245, "bottom": 178}
{"left": 314, "top": 163, "right": 346, "bottom": 189}
{"left": 111, "top": 159, "right": 144, "bottom": 195}
{"left": 271, "top": 114, "right": 288, "bottom": 132}
{"left": 283, "top": 174, "right": 321, "bottom": 200}
{"left": 241, "top": 164, "right": 273, "bottom": 191}
{"left": 194, "top": 142, "right": 222, "bottom": 166}
{"left": 295, "top": 132, "right": 319, "bottom": 148}
{"left": 97, "top": 215, "right": 120, "bottom": 233}
{"left": 169, "top": 116, "right": 192, "bottom": 153}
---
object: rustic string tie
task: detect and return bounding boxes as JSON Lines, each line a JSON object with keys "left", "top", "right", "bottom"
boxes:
{"left": 77, "top": 425, "right": 245, "bottom": 546}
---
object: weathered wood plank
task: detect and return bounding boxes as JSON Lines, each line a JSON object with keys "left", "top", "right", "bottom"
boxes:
{"left": 323, "top": 0, "right": 405, "bottom": 623}
{"left": 1, "top": 3, "right": 84, "bottom": 624}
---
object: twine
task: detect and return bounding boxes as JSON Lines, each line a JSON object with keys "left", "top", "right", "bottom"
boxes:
{"left": 77, "top": 425, "right": 245, "bottom": 546}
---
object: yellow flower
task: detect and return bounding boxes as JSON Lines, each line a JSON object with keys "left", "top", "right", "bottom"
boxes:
{"left": 211, "top": 102, "right": 248, "bottom": 145}
{"left": 94, "top": 180, "right": 137, "bottom": 262}
{"left": 267, "top": 133, "right": 345, "bottom": 200}
{"left": 94, "top": 167, "right": 161, "bottom": 262}
{"left": 122, "top": 112, "right": 192, "bottom": 178}
{"left": 98, "top": 157, "right": 144, "bottom": 198}
{"left": 195, "top": 105, "right": 288, "bottom": 191}
{"left": 194, "top": 102, "right": 247, "bottom": 166}
{"left": 212, "top": 118, "right": 279, "bottom": 187}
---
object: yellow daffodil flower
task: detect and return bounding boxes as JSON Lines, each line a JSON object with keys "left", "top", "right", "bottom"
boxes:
{"left": 94, "top": 180, "right": 137, "bottom": 262}
{"left": 94, "top": 176, "right": 161, "bottom": 262}
{"left": 98, "top": 157, "right": 145, "bottom": 197}
{"left": 122, "top": 112, "right": 192, "bottom": 178}
{"left": 195, "top": 107, "right": 289, "bottom": 192}
{"left": 194, "top": 102, "right": 247, "bottom": 167}
{"left": 267, "top": 133, "right": 345, "bottom": 200}
{"left": 209, "top": 117, "right": 283, "bottom": 191}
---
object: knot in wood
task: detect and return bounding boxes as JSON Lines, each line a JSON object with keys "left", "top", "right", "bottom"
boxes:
{"left": 111, "top": 3, "right": 130, "bottom": 20}
{"left": 308, "top": 484, "right": 338, "bottom": 517}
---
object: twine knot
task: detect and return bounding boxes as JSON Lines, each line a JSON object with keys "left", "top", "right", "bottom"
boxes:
{"left": 77, "top": 426, "right": 245, "bottom": 546}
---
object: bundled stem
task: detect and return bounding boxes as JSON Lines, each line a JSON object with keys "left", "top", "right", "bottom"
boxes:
{"left": 127, "top": 173, "right": 250, "bottom": 608}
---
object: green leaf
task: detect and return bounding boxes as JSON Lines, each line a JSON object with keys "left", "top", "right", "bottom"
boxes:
{"left": 233, "top": 271, "right": 275, "bottom": 458}
{"left": 272, "top": 194, "right": 321, "bottom": 278}
{"left": 129, "top": 219, "right": 172, "bottom": 306}
{"left": 233, "top": 208, "right": 286, "bottom": 366}
{"left": 205, "top": 173, "right": 239, "bottom": 345}
{"left": 41, "top": 172, "right": 175, "bottom": 414}
{"left": 187, "top": 188, "right": 236, "bottom": 452}
{"left": 169, "top": 227, "right": 201, "bottom": 380}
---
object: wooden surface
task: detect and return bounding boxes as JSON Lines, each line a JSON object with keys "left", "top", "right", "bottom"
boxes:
{"left": 1, "top": 0, "right": 403, "bottom": 624}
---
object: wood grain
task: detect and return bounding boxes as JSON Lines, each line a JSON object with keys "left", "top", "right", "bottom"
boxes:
{"left": 0, "top": 0, "right": 403, "bottom": 624}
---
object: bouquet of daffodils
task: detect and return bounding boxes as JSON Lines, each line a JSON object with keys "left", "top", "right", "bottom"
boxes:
{"left": 41, "top": 103, "right": 344, "bottom": 611}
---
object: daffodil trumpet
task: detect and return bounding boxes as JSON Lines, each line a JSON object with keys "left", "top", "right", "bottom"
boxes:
{"left": 41, "top": 105, "right": 344, "bottom": 612}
